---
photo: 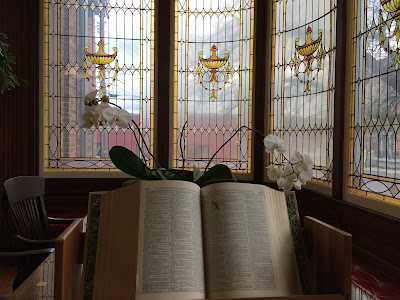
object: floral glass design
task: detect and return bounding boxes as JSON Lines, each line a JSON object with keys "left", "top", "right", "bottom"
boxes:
{"left": 43, "top": 0, "right": 154, "bottom": 171}
{"left": 271, "top": 0, "right": 337, "bottom": 183}
{"left": 174, "top": 0, "right": 254, "bottom": 173}
{"left": 351, "top": 0, "right": 400, "bottom": 203}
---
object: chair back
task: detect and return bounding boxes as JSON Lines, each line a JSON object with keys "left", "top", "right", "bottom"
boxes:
{"left": 4, "top": 176, "right": 49, "bottom": 239}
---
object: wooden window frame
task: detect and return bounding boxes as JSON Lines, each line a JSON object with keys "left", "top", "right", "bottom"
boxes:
{"left": 37, "top": 0, "right": 400, "bottom": 217}
{"left": 341, "top": 0, "right": 400, "bottom": 218}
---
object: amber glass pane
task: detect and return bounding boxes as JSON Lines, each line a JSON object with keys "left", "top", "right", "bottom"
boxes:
{"left": 271, "top": 0, "right": 336, "bottom": 183}
{"left": 44, "top": 0, "right": 154, "bottom": 171}
{"left": 173, "top": 0, "right": 254, "bottom": 173}
{"left": 351, "top": 0, "right": 400, "bottom": 203}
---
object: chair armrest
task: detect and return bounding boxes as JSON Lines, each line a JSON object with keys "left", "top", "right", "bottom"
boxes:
{"left": 0, "top": 248, "right": 55, "bottom": 257}
{"left": 14, "top": 234, "right": 55, "bottom": 248}
{"left": 303, "top": 216, "right": 352, "bottom": 299}
{"left": 48, "top": 217, "right": 75, "bottom": 224}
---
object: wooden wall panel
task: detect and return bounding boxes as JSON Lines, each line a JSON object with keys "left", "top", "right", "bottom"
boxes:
{"left": 295, "top": 188, "right": 400, "bottom": 281}
{"left": 0, "top": 0, "right": 40, "bottom": 233}
{"left": 0, "top": 0, "right": 40, "bottom": 183}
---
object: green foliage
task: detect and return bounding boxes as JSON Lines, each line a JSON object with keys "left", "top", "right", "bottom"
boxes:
{"left": 0, "top": 33, "right": 28, "bottom": 94}
{"left": 109, "top": 146, "right": 151, "bottom": 178}
{"left": 192, "top": 165, "right": 203, "bottom": 182}
{"left": 194, "top": 164, "right": 236, "bottom": 186}
{"left": 109, "top": 146, "right": 237, "bottom": 187}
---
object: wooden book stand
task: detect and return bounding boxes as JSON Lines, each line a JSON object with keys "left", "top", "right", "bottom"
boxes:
{"left": 54, "top": 216, "right": 352, "bottom": 300}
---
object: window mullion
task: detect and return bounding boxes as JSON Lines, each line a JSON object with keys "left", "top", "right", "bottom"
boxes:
{"left": 253, "top": 0, "right": 269, "bottom": 183}
{"left": 333, "top": 0, "right": 348, "bottom": 199}
{"left": 155, "top": 0, "right": 173, "bottom": 169}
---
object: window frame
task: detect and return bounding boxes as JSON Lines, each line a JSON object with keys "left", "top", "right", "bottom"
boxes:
{"left": 342, "top": 0, "right": 400, "bottom": 218}
{"left": 38, "top": 0, "right": 400, "bottom": 218}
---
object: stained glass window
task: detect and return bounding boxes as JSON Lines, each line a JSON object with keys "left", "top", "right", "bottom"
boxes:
{"left": 173, "top": 0, "right": 254, "bottom": 173}
{"left": 271, "top": 0, "right": 336, "bottom": 183}
{"left": 44, "top": 0, "right": 154, "bottom": 171}
{"left": 351, "top": 0, "right": 400, "bottom": 203}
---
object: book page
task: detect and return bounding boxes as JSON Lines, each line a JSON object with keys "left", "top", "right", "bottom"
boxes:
{"left": 136, "top": 180, "right": 206, "bottom": 300}
{"left": 201, "top": 182, "right": 302, "bottom": 299}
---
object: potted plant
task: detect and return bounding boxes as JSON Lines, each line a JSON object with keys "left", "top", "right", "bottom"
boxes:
{"left": 81, "top": 91, "right": 314, "bottom": 190}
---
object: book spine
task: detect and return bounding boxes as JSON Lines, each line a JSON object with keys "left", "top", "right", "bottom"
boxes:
{"left": 82, "top": 193, "right": 103, "bottom": 300}
{"left": 285, "top": 193, "right": 311, "bottom": 295}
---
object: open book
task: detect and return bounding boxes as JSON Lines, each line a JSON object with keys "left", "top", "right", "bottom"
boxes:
{"left": 81, "top": 181, "right": 309, "bottom": 300}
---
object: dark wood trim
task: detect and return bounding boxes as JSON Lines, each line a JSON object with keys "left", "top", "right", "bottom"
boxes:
{"left": 155, "top": 0, "right": 172, "bottom": 168}
{"left": 252, "top": 0, "right": 268, "bottom": 184}
{"left": 332, "top": 0, "right": 347, "bottom": 199}
{"left": 0, "top": 0, "right": 40, "bottom": 185}
{"left": 0, "top": 0, "right": 40, "bottom": 233}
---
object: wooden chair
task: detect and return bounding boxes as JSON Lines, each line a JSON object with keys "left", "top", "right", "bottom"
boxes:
{"left": 0, "top": 176, "right": 76, "bottom": 290}
{"left": 0, "top": 176, "right": 76, "bottom": 256}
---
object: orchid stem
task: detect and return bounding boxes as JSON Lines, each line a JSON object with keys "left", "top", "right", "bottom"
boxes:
{"left": 179, "top": 121, "right": 188, "bottom": 173}
{"left": 131, "top": 119, "right": 162, "bottom": 169}
{"left": 108, "top": 101, "right": 161, "bottom": 169}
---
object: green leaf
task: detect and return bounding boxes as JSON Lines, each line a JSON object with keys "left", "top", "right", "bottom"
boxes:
{"left": 192, "top": 165, "right": 204, "bottom": 182}
{"left": 122, "top": 178, "right": 141, "bottom": 187}
{"left": 195, "top": 164, "right": 237, "bottom": 186}
{"left": 156, "top": 169, "right": 169, "bottom": 180}
{"left": 165, "top": 169, "right": 189, "bottom": 181}
{"left": 109, "top": 146, "right": 151, "bottom": 179}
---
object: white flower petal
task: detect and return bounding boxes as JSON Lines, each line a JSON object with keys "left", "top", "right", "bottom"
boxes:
{"left": 290, "top": 151, "right": 303, "bottom": 164}
{"left": 277, "top": 176, "right": 286, "bottom": 190}
{"left": 282, "top": 163, "right": 295, "bottom": 177}
{"left": 84, "top": 90, "right": 98, "bottom": 104}
{"left": 102, "top": 107, "right": 118, "bottom": 124}
{"left": 298, "top": 169, "right": 313, "bottom": 184}
{"left": 303, "top": 154, "right": 314, "bottom": 170}
{"left": 98, "top": 103, "right": 111, "bottom": 121}
{"left": 291, "top": 151, "right": 314, "bottom": 173}
{"left": 82, "top": 110, "right": 99, "bottom": 128}
{"left": 264, "top": 134, "right": 286, "bottom": 154}
{"left": 84, "top": 105, "right": 99, "bottom": 114}
{"left": 293, "top": 180, "right": 302, "bottom": 190}
{"left": 115, "top": 109, "right": 131, "bottom": 128}
{"left": 266, "top": 165, "right": 283, "bottom": 181}
{"left": 263, "top": 135, "right": 276, "bottom": 153}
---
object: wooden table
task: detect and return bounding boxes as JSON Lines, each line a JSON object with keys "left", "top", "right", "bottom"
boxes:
{"left": 8, "top": 251, "right": 55, "bottom": 300}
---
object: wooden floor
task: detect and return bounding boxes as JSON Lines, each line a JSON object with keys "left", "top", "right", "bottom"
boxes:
{"left": 0, "top": 261, "right": 17, "bottom": 298}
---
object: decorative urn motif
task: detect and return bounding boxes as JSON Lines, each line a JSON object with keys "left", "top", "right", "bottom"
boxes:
{"left": 295, "top": 27, "right": 322, "bottom": 61}
{"left": 197, "top": 45, "right": 231, "bottom": 101}
{"left": 381, "top": 0, "right": 400, "bottom": 19}
{"left": 84, "top": 40, "right": 117, "bottom": 69}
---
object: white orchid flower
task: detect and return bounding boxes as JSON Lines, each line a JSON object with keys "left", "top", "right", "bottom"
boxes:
{"left": 82, "top": 107, "right": 100, "bottom": 129}
{"left": 266, "top": 165, "right": 283, "bottom": 181}
{"left": 84, "top": 89, "right": 98, "bottom": 105}
{"left": 293, "top": 179, "right": 303, "bottom": 190}
{"left": 97, "top": 102, "right": 111, "bottom": 123}
{"left": 101, "top": 95, "right": 110, "bottom": 103}
{"left": 297, "top": 168, "right": 313, "bottom": 184}
{"left": 263, "top": 134, "right": 286, "bottom": 154}
{"left": 290, "top": 151, "right": 314, "bottom": 172}
{"left": 276, "top": 164, "right": 297, "bottom": 191}
{"left": 102, "top": 107, "right": 131, "bottom": 128}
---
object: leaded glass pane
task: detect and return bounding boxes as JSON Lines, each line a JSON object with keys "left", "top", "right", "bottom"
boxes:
{"left": 173, "top": 0, "right": 254, "bottom": 173}
{"left": 44, "top": 0, "right": 154, "bottom": 171}
{"left": 352, "top": 0, "right": 400, "bottom": 202}
{"left": 271, "top": 0, "right": 336, "bottom": 183}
